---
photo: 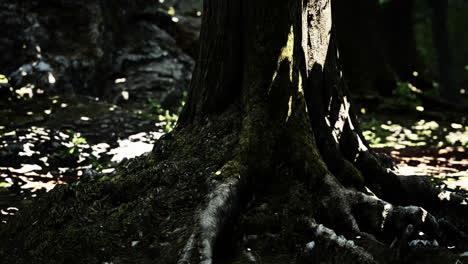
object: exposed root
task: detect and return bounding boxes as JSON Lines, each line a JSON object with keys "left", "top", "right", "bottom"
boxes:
{"left": 297, "top": 223, "right": 377, "bottom": 264}
{"left": 178, "top": 161, "right": 245, "bottom": 264}
{"left": 309, "top": 171, "right": 468, "bottom": 262}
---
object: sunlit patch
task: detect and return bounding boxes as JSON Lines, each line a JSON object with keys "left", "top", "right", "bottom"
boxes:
{"left": 9, "top": 164, "right": 42, "bottom": 174}
{"left": 391, "top": 145, "right": 467, "bottom": 190}
{"left": 413, "top": 71, "right": 419, "bottom": 77}
{"left": 438, "top": 191, "right": 451, "bottom": 201}
{"left": 407, "top": 83, "right": 422, "bottom": 93}
{"left": 305, "top": 241, "right": 315, "bottom": 251}
{"left": 39, "top": 156, "right": 49, "bottom": 166}
{"left": 363, "top": 118, "right": 468, "bottom": 150}
{"left": 446, "top": 130, "right": 468, "bottom": 146}
{"left": 381, "top": 203, "right": 392, "bottom": 230}
{"left": 91, "top": 143, "right": 110, "bottom": 157}
{"left": 330, "top": 96, "right": 351, "bottom": 143}
{"left": 286, "top": 96, "right": 293, "bottom": 121}
{"left": 110, "top": 139, "right": 152, "bottom": 162}
{"left": 122, "top": 91, "right": 130, "bottom": 100}
{"left": 58, "top": 131, "right": 70, "bottom": 139}
{"left": 270, "top": 26, "right": 295, "bottom": 92}
{"left": 172, "top": 17, "right": 179, "bottom": 23}
{"left": 451, "top": 123, "right": 463, "bottom": 129}
{"left": 101, "top": 168, "right": 115, "bottom": 174}
{"left": 421, "top": 208, "right": 427, "bottom": 223}
{"left": 415, "top": 106, "right": 424, "bottom": 112}
{"left": 114, "top": 78, "right": 126, "bottom": 84}
{"left": 16, "top": 84, "right": 35, "bottom": 98}
{"left": 0, "top": 74, "right": 8, "bottom": 84}
{"left": 168, "top": 7, "right": 175, "bottom": 16}
{"left": 0, "top": 182, "right": 12, "bottom": 188}
{"left": 19, "top": 143, "right": 37, "bottom": 156}
{"left": 20, "top": 179, "right": 58, "bottom": 192}
{"left": 48, "top": 72, "right": 56, "bottom": 84}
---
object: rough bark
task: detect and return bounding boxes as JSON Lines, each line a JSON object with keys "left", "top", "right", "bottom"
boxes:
{"left": 1, "top": 0, "right": 467, "bottom": 264}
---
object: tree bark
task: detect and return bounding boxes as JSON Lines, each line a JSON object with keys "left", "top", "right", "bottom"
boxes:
{"left": 1, "top": 1, "right": 467, "bottom": 263}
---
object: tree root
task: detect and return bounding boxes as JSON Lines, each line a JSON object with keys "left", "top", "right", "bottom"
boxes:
{"left": 356, "top": 150, "right": 465, "bottom": 205}
{"left": 176, "top": 163, "right": 467, "bottom": 264}
{"left": 178, "top": 160, "right": 245, "bottom": 264}
{"left": 297, "top": 222, "right": 377, "bottom": 264}
{"left": 321, "top": 174, "right": 466, "bottom": 238}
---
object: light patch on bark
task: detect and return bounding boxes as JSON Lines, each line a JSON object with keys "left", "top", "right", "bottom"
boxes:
{"left": 287, "top": 96, "right": 293, "bottom": 121}
{"left": 270, "top": 26, "right": 295, "bottom": 94}
{"left": 305, "top": 0, "right": 332, "bottom": 70}
{"left": 331, "top": 96, "right": 351, "bottom": 143}
{"left": 421, "top": 207, "right": 428, "bottom": 223}
{"left": 381, "top": 203, "right": 393, "bottom": 230}
{"left": 305, "top": 241, "right": 316, "bottom": 250}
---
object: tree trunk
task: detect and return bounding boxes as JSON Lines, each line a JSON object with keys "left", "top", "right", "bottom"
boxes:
{"left": 428, "top": 0, "right": 458, "bottom": 100}
{"left": 1, "top": 1, "right": 467, "bottom": 263}
{"left": 333, "top": 0, "right": 397, "bottom": 95}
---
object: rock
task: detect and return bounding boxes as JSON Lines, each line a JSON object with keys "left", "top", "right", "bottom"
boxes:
{"left": 0, "top": 0, "right": 195, "bottom": 110}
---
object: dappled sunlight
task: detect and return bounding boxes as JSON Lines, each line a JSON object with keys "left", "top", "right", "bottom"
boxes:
{"left": 363, "top": 118, "right": 468, "bottom": 190}
{"left": 330, "top": 96, "right": 351, "bottom": 143}
{"left": 363, "top": 119, "right": 468, "bottom": 149}
{"left": 0, "top": 93, "right": 181, "bottom": 223}
{"left": 109, "top": 132, "right": 163, "bottom": 162}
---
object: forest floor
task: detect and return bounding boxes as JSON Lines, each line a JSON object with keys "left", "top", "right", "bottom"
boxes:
{"left": 0, "top": 93, "right": 467, "bottom": 225}
{"left": 0, "top": 95, "right": 171, "bottom": 222}
{"left": 358, "top": 97, "right": 468, "bottom": 192}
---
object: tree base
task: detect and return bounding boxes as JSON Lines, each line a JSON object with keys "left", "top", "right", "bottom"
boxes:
{"left": 2, "top": 0, "right": 468, "bottom": 262}
{"left": 0, "top": 115, "right": 467, "bottom": 264}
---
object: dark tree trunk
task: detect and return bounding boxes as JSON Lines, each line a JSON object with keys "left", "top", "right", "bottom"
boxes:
{"left": 333, "top": 0, "right": 397, "bottom": 95}
{"left": 334, "top": 0, "right": 423, "bottom": 96}
{"left": 428, "top": 0, "right": 458, "bottom": 100}
{"left": 1, "top": 1, "right": 467, "bottom": 264}
{"left": 381, "top": 0, "right": 420, "bottom": 79}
